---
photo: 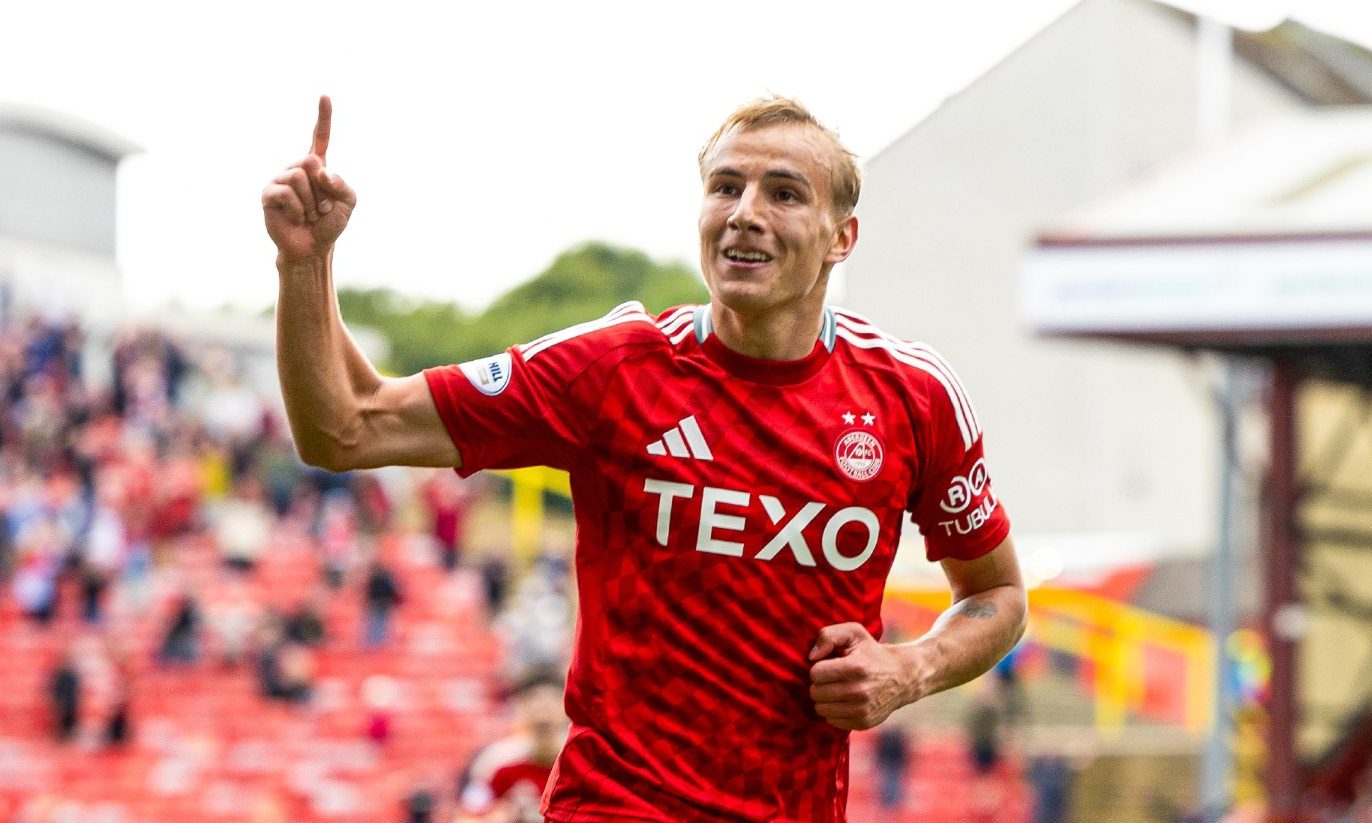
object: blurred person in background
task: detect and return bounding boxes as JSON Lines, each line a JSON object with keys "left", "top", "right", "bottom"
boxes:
{"left": 964, "top": 675, "right": 1008, "bottom": 823}
{"left": 421, "top": 471, "right": 469, "bottom": 572}
{"left": 156, "top": 590, "right": 202, "bottom": 664}
{"left": 46, "top": 647, "right": 80, "bottom": 742}
{"left": 12, "top": 512, "right": 63, "bottom": 624}
{"left": 458, "top": 669, "right": 569, "bottom": 823}
{"left": 316, "top": 487, "right": 357, "bottom": 588}
{"left": 362, "top": 673, "right": 400, "bottom": 746}
{"left": 494, "top": 549, "right": 572, "bottom": 678}
{"left": 255, "top": 611, "right": 315, "bottom": 703}
{"left": 266, "top": 95, "right": 1025, "bottom": 822}
{"left": 78, "top": 471, "right": 129, "bottom": 624}
{"left": 874, "top": 722, "right": 913, "bottom": 811}
{"left": 283, "top": 586, "right": 328, "bottom": 647}
{"left": 214, "top": 473, "right": 272, "bottom": 572}
{"left": 207, "top": 577, "right": 261, "bottom": 667}
{"left": 362, "top": 555, "right": 403, "bottom": 648}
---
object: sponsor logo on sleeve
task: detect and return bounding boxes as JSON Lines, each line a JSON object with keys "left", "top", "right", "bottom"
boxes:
{"left": 936, "top": 458, "right": 998, "bottom": 536}
{"left": 458, "top": 353, "right": 513, "bottom": 396}
{"left": 938, "top": 458, "right": 988, "bottom": 513}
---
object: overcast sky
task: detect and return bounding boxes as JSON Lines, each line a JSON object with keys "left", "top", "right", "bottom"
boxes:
{"left": 3, "top": 0, "right": 1371, "bottom": 313}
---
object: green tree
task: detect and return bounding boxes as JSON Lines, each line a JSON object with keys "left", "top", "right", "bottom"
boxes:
{"left": 338, "top": 242, "right": 706, "bottom": 375}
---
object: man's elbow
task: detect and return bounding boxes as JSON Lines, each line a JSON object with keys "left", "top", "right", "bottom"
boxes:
{"left": 290, "top": 424, "right": 366, "bottom": 473}
{"left": 296, "top": 444, "right": 357, "bottom": 473}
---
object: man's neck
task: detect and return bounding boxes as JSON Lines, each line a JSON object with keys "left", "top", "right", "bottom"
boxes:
{"left": 710, "top": 300, "right": 826, "bottom": 361}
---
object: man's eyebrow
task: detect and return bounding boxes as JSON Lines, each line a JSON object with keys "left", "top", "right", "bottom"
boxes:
{"left": 706, "top": 166, "right": 813, "bottom": 191}
{"left": 763, "top": 169, "right": 812, "bottom": 191}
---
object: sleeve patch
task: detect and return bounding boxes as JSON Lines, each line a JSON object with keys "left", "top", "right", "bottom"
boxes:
{"left": 458, "top": 353, "right": 514, "bottom": 396}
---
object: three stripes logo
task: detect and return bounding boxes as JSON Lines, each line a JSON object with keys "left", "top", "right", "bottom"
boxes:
{"left": 645, "top": 415, "right": 713, "bottom": 461}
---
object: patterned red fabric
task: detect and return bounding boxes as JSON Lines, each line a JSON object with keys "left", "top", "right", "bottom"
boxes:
{"left": 424, "top": 303, "right": 1010, "bottom": 822}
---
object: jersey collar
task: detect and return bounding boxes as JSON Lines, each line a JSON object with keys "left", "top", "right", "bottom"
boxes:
{"left": 691, "top": 305, "right": 834, "bottom": 385}
{"left": 692, "top": 305, "right": 836, "bottom": 352}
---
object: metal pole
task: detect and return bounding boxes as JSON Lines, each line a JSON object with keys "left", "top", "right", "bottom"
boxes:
{"left": 1197, "top": 15, "right": 1236, "bottom": 823}
{"left": 1265, "top": 359, "right": 1302, "bottom": 822}
{"left": 1202, "top": 358, "right": 1241, "bottom": 822}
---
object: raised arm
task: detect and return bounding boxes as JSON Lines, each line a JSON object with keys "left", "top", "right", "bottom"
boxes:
{"left": 263, "top": 96, "right": 460, "bottom": 471}
{"left": 808, "top": 536, "right": 1027, "bottom": 730}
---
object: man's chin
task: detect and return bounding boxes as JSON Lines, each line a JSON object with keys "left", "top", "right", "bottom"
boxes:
{"left": 710, "top": 286, "right": 775, "bottom": 316}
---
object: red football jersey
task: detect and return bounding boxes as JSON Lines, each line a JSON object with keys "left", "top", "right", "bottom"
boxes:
{"left": 425, "top": 303, "right": 1010, "bottom": 823}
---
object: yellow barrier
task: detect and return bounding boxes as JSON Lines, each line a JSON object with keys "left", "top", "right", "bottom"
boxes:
{"left": 495, "top": 466, "right": 573, "bottom": 570}
{"left": 886, "top": 585, "right": 1216, "bottom": 734}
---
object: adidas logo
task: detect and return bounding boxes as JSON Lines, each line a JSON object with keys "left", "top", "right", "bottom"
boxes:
{"left": 645, "top": 415, "right": 713, "bottom": 461}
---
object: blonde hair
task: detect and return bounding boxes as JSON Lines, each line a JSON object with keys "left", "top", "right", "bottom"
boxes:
{"left": 698, "top": 96, "right": 862, "bottom": 217}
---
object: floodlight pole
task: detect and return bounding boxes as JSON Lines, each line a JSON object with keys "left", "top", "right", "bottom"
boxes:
{"left": 1197, "top": 14, "right": 1239, "bottom": 823}
{"left": 1202, "top": 357, "right": 1241, "bottom": 823}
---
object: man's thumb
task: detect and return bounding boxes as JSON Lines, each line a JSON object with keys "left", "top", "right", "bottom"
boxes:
{"left": 808, "top": 622, "right": 868, "bottom": 661}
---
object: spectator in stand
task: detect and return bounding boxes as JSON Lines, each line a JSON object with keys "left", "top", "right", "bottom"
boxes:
{"left": 276, "top": 641, "right": 316, "bottom": 704}
{"left": 284, "top": 587, "right": 328, "bottom": 647}
{"left": 405, "top": 786, "right": 438, "bottom": 823}
{"left": 421, "top": 472, "right": 468, "bottom": 572}
{"left": 875, "top": 723, "right": 913, "bottom": 811}
{"left": 479, "top": 556, "right": 509, "bottom": 621}
{"left": 157, "top": 591, "right": 202, "bottom": 664}
{"left": 964, "top": 676, "right": 1007, "bottom": 823}
{"left": 207, "top": 579, "right": 261, "bottom": 667}
{"left": 353, "top": 472, "right": 393, "bottom": 535}
{"left": 458, "top": 669, "right": 570, "bottom": 823}
{"left": 103, "top": 640, "right": 133, "bottom": 749}
{"left": 495, "top": 558, "right": 572, "bottom": 678}
{"left": 47, "top": 648, "right": 80, "bottom": 742}
{"left": 316, "top": 488, "right": 357, "bottom": 588}
{"left": 256, "top": 414, "right": 302, "bottom": 517}
{"left": 363, "top": 557, "right": 403, "bottom": 648}
{"left": 362, "top": 673, "right": 400, "bottom": 746}
{"left": 214, "top": 475, "right": 272, "bottom": 572}
{"left": 255, "top": 612, "right": 314, "bottom": 703}
{"left": 78, "top": 475, "right": 128, "bottom": 624}
{"left": 12, "top": 512, "right": 63, "bottom": 624}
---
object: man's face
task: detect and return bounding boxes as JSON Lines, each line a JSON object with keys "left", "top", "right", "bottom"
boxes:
{"left": 698, "top": 124, "right": 857, "bottom": 318}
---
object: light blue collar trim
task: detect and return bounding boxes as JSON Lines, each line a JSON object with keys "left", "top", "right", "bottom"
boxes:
{"left": 693, "top": 305, "right": 835, "bottom": 352}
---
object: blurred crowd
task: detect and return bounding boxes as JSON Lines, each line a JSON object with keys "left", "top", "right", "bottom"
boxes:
{"left": 0, "top": 309, "right": 575, "bottom": 822}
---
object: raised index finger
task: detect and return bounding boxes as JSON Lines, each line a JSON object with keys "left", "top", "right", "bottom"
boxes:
{"left": 310, "top": 95, "right": 332, "bottom": 162}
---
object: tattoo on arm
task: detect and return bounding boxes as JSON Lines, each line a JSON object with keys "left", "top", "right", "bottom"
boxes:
{"left": 957, "top": 597, "right": 998, "bottom": 619}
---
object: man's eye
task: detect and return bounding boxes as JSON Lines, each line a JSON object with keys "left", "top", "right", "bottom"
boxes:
{"left": 776, "top": 189, "right": 798, "bottom": 202}
{"left": 714, "top": 183, "right": 739, "bottom": 196}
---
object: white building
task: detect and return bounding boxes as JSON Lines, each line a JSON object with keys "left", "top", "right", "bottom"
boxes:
{"left": 845, "top": 0, "right": 1372, "bottom": 580}
{"left": 0, "top": 103, "right": 139, "bottom": 329}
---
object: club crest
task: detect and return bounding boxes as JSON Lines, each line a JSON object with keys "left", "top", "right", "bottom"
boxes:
{"left": 834, "top": 430, "right": 884, "bottom": 482}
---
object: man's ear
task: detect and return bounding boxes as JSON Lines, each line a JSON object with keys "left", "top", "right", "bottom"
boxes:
{"left": 826, "top": 215, "right": 858, "bottom": 265}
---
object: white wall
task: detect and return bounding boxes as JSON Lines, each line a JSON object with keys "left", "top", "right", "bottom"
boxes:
{"left": 845, "top": 0, "right": 1304, "bottom": 557}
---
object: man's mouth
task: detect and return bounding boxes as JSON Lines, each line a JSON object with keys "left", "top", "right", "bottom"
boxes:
{"left": 724, "top": 248, "right": 773, "bottom": 264}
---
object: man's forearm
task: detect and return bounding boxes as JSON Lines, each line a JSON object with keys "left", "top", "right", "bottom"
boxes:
{"left": 896, "top": 584, "right": 1027, "bottom": 703}
{"left": 276, "top": 252, "right": 382, "bottom": 470}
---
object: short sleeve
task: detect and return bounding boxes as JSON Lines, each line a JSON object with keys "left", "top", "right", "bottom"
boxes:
{"left": 907, "top": 371, "right": 1011, "bottom": 562}
{"left": 424, "top": 343, "right": 588, "bottom": 476}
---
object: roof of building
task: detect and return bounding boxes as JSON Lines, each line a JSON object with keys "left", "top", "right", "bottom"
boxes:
{"left": 0, "top": 103, "right": 141, "bottom": 161}
{"left": 1228, "top": 18, "right": 1372, "bottom": 105}
{"left": 1037, "top": 108, "right": 1372, "bottom": 242}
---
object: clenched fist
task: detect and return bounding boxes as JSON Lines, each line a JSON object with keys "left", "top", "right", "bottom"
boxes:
{"left": 262, "top": 95, "right": 357, "bottom": 263}
{"left": 808, "top": 622, "right": 920, "bottom": 731}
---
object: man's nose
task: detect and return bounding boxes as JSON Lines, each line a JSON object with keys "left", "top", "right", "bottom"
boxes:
{"left": 727, "top": 185, "right": 763, "bottom": 231}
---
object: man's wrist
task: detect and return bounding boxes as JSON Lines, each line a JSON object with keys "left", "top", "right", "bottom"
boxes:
{"left": 892, "top": 641, "right": 932, "bottom": 705}
{"left": 276, "top": 249, "right": 332, "bottom": 275}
